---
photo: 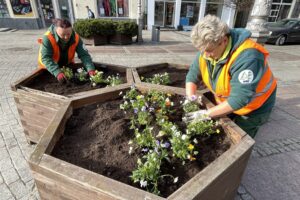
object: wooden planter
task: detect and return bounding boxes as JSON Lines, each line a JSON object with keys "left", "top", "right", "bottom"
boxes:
{"left": 82, "top": 35, "right": 108, "bottom": 46}
{"left": 109, "top": 33, "right": 133, "bottom": 45}
{"left": 28, "top": 83, "right": 254, "bottom": 200}
{"left": 133, "top": 63, "right": 207, "bottom": 91}
{"left": 11, "top": 62, "right": 134, "bottom": 144}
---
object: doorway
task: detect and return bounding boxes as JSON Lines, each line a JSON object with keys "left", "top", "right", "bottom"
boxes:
{"left": 39, "top": 0, "right": 55, "bottom": 27}
{"left": 154, "top": 1, "right": 175, "bottom": 27}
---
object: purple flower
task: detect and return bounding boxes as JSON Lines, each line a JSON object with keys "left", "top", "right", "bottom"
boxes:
{"left": 141, "top": 148, "right": 149, "bottom": 152}
{"left": 161, "top": 142, "right": 170, "bottom": 148}
{"left": 134, "top": 108, "right": 138, "bottom": 114}
{"left": 190, "top": 95, "right": 197, "bottom": 101}
{"left": 156, "top": 140, "right": 160, "bottom": 146}
{"left": 149, "top": 107, "right": 154, "bottom": 112}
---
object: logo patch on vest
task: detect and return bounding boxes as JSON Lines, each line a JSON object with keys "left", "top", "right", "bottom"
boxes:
{"left": 238, "top": 70, "right": 254, "bottom": 84}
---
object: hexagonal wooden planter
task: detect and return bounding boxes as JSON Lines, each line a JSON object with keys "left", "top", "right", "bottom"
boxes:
{"left": 132, "top": 63, "right": 206, "bottom": 91}
{"left": 28, "top": 83, "right": 254, "bottom": 200}
{"left": 11, "top": 62, "right": 133, "bottom": 144}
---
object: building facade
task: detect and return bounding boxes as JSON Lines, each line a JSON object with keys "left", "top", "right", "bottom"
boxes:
{"left": 0, "top": 0, "right": 299, "bottom": 30}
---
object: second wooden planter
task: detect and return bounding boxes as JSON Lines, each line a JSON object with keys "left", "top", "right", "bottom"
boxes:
{"left": 11, "top": 62, "right": 133, "bottom": 143}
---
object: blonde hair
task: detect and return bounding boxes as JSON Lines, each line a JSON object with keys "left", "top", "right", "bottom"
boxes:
{"left": 191, "top": 15, "right": 229, "bottom": 51}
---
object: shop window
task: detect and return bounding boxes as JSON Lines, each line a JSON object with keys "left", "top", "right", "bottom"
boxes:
{"left": 0, "top": 0, "right": 10, "bottom": 18}
{"left": 180, "top": 2, "right": 200, "bottom": 26}
{"left": 40, "top": 0, "right": 55, "bottom": 26}
{"left": 98, "top": 0, "right": 129, "bottom": 17}
{"left": 205, "top": 3, "right": 223, "bottom": 18}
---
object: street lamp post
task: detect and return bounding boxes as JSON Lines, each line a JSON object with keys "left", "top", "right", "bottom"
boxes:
{"left": 246, "top": 0, "right": 272, "bottom": 44}
{"left": 137, "top": 0, "right": 143, "bottom": 43}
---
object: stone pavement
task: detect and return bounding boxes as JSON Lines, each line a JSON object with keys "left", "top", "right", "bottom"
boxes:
{"left": 0, "top": 29, "right": 300, "bottom": 200}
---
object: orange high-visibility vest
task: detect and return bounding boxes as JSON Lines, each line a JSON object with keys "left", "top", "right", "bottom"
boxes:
{"left": 199, "top": 39, "right": 277, "bottom": 115}
{"left": 38, "top": 31, "right": 79, "bottom": 69}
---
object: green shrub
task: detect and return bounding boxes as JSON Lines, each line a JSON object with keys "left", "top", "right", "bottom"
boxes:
{"left": 74, "top": 19, "right": 114, "bottom": 38}
{"left": 113, "top": 21, "right": 138, "bottom": 37}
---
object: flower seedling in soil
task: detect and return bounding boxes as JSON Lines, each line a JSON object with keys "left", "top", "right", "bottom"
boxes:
{"left": 119, "top": 86, "right": 223, "bottom": 195}
{"left": 61, "top": 66, "right": 74, "bottom": 80}
{"left": 141, "top": 72, "right": 171, "bottom": 85}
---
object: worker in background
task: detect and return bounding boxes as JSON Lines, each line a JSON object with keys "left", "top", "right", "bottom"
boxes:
{"left": 38, "top": 18, "right": 96, "bottom": 83}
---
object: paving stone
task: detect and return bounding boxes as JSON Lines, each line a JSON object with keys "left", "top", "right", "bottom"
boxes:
{"left": 0, "top": 158, "right": 14, "bottom": 171}
{"left": 0, "top": 184, "right": 14, "bottom": 200}
{"left": 2, "top": 168, "right": 20, "bottom": 185}
{"left": 9, "top": 180, "right": 29, "bottom": 199}
{"left": 241, "top": 193, "right": 254, "bottom": 200}
{"left": 5, "top": 138, "right": 18, "bottom": 150}
{"left": 0, "top": 174, "right": 3, "bottom": 184}
{"left": 18, "top": 167, "right": 32, "bottom": 183}
{"left": 237, "top": 185, "right": 247, "bottom": 194}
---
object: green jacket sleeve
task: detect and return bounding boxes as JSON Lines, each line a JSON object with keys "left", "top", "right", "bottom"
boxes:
{"left": 76, "top": 38, "right": 95, "bottom": 72}
{"left": 186, "top": 52, "right": 201, "bottom": 83}
{"left": 40, "top": 35, "right": 61, "bottom": 77}
{"left": 227, "top": 49, "right": 266, "bottom": 110}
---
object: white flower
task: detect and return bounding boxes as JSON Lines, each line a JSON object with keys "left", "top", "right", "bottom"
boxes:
{"left": 128, "top": 140, "right": 133, "bottom": 145}
{"left": 140, "top": 180, "right": 147, "bottom": 188}
{"left": 129, "top": 147, "right": 133, "bottom": 154}
{"left": 174, "top": 177, "right": 178, "bottom": 183}
{"left": 181, "top": 134, "right": 187, "bottom": 140}
{"left": 193, "top": 138, "right": 198, "bottom": 144}
{"left": 77, "top": 68, "right": 83, "bottom": 73}
{"left": 183, "top": 99, "right": 189, "bottom": 105}
{"left": 92, "top": 82, "right": 96, "bottom": 87}
{"left": 119, "top": 91, "right": 123, "bottom": 96}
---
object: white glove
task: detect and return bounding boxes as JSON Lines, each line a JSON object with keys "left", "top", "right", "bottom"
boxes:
{"left": 183, "top": 109, "right": 211, "bottom": 123}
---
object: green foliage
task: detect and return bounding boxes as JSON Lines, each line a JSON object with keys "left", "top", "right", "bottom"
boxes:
{"left": 113, "top": 20, "right": 138, "bottom": 36}
{"left": 75, "top": 68, "right": 88, "bottom": 82}
{"left": 187, "top": 120, "right": 220, "bottom": 137}
{"left": 74, "top": 19, "right": 138, "bottom": 38}
{"left": 61, "top": 66, "right": 73, "bottom": 80}
{"left": 182, "top": 97, "right": 200, "bottom": 113}
{"left": 106, "top": 74, "right": 123, "bottom": 86}
{"left": 73, "top": 19, "right": 114, "bottom": 38}
{"left": 142, "top": 72, "right": 171, "bottom": 85}
{"left": 89, "top": 70, "right": 106, "bottom": 86}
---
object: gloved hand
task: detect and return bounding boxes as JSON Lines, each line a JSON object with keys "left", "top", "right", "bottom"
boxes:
{"left": 183, "top": 109, "right": 211, "bottom": 123}
{"left": 57, "top": 72, "right": 66, "bottom": 83}
{"left": 88, "top": 70, "right": 96, "bottom": 76}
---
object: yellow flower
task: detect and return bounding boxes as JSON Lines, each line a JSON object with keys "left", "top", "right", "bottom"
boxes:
{"left": 167, "top": 93, "right": 172, "bottom": 97}
{"left": 216, "top": 129, "right": 220, "bottom": 134}
{"left": 189, "top": 155, "right": 196, "bottom": 161}
{"left": 188, "top": 144, "right": 194, "bottom": 150}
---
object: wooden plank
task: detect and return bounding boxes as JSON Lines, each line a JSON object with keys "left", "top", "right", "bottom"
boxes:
{"left": 19, "top": 110, "right": 53, "bottom": 127}
{"left": 169, "top": 137, "right": 254, "bottom": 200}
{"left": 19, "top": 86, "right": 68, "bottom": 100}
{"left": 16, "top": 102, "right": 57, "bottom": 119}
{"left": 23, "top": 129, "right": 42, "bottom": 144}
{"left": 167, "top": 63, "right": 189, "bottom": 69}
{"left": 10, "top": 68, "right": 45, "bottom": 91}
{"left": 132, "top": 68, "right": 141, "bottom": 84}
{"left": 126, "top": 68, "right": 134, "bottom": 84}
{"left": 13, "top": 91, "right": 66, "bottom": 108}
{"left": 135, "top": 63, "right": 168, "bottom": 73}
{"left": 94, "top": 62, "right": 128, "bottom": 73}
{"left": 30, "top": 101, "right": 72, "bottom": 165}
{"left": 34, "top": 155, "right": 164, "bottom": 200}
{"left": 71, "top": 83, "right": 131, "bottom": 109}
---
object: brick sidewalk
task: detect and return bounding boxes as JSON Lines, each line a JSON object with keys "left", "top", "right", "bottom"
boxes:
{"left": 1, "top": 29, "right": 300, "bottom": 200}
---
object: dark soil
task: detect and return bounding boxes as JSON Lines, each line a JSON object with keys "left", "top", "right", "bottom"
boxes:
{"left": 51, "top": 95, "right": 231, "bottom": 197}
{"left": 26, "top": 66, "right": 126, "bottom": 96}
{"left": 139, "top": 65, "right": 205, "bottom": 89}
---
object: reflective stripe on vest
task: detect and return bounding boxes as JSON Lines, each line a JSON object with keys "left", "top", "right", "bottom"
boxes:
{"left": 38, "top": 31, "right": 79, "bottom": 69}
{"left": 199, "top": 39, "right": 277, "bottom": 115}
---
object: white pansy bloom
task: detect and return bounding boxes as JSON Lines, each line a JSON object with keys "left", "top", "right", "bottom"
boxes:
{"left": 174, "top": 177, "right": 178, "bottom": 183}
{"left": 181, "top": 134, "right": 187, "bottom": 140}
{"left": 140, "top": 180, "right": 147, "bottom": 188}
{"left": 77, "top": 68, "right": 83, "bottom": 73}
